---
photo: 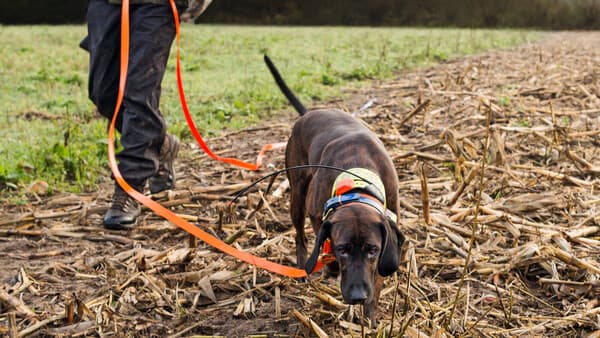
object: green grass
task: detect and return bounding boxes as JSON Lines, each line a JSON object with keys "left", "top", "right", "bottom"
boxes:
{"left": 0, "top": 25, "right": 536, "bottom": 194}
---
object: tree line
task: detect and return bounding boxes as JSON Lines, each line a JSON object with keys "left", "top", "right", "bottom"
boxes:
{"left": 199, "top": 0, "right": 600, "bottom": 29}
{"left": 2, "top": 0, "right": 599, "bottom": 29}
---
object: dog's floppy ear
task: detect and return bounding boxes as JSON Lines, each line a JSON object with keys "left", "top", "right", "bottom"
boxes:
{"left": 378, "top": 220, "right": 405, "bottom": 276}
{"left": 305, "top": 221, "right": 332, "bottom": 274}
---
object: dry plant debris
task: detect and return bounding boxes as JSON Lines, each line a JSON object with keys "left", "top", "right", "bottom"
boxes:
{"left": 1, "top": 32, "right": 600, "bottom": 337}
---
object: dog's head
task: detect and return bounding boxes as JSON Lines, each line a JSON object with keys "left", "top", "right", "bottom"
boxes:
{"left": 305, "top": 205, "right": 405, "bottom": 305}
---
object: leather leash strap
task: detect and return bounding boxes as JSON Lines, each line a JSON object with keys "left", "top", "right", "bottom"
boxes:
{"left": 107, "top": 0, "right": 307, "bottom": 278}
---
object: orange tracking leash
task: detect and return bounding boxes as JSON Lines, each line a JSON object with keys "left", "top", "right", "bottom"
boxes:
{"left": 107, "top": 0, "right": 308, "bottom": 278}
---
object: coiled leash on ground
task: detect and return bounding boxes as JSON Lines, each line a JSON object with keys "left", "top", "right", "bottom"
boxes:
{"left": 108, "top": 0, "right": 304, "bottom": 278}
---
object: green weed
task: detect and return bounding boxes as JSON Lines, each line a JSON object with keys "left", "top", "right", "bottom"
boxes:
{"left": 498, "top": 96, "right": 511, "bottom": 106}
{"left": 514, "top": 118, "right": 532, "bottom": 127}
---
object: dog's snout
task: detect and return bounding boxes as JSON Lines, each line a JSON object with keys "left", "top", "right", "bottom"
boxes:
{"left": 348, "top": 286, "right": 368, "bottom": 304}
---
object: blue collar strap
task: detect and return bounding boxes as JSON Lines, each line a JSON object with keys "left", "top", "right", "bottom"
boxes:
{"left": 322, "top": 192, "right": 398, "bottom": 223}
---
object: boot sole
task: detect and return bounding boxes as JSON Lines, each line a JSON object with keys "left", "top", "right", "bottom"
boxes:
{"left": 103, "top": 220, "right": 137, "bottom": 230}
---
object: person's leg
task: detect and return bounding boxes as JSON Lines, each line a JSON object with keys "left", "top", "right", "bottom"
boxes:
{"left": 121, "top": 3, "right": 180, "bottom": 195}
{"left": 117, "top": 3, "right": 176, "bottom": 188}
{"left": 86, "top": 0, "right": 121, "bottom": 130}
{"left": 86, "top": 1, "right": 179, "bottom": 228}
{"left": 86, "top": 0, "right": 141, "bottom": 228}
{"left": 87, "top": 0, "right": 177, "bottom": 182}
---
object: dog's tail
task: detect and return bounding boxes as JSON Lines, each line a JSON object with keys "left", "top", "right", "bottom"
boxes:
{"left": 264, "top": 54, "right": 307, "bottom": 116}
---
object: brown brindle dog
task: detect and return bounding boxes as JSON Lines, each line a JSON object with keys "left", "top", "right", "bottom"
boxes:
{"left": 264, "top": 55, "right": 405, "bottom": 324}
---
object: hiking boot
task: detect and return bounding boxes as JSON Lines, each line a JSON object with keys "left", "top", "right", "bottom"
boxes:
{"left": 103, "top": 185, "right": 141, "bottom": 230}
{"left": 149, "top": 134, "right": 180, "bottom": 194}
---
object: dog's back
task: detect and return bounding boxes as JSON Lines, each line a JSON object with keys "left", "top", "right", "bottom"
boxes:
{"left": 291, "top": 109, "right": 387, "bottom": 164}
{"left": 292, "top": 109, "right": 398, "bottom": 213}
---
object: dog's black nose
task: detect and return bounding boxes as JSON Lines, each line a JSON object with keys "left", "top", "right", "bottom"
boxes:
{"left": 349, "top": 288, "right": 368, "bottom": 304}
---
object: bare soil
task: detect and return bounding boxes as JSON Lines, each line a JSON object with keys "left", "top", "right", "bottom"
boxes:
{"left": 1, "top": 32, "right": 599, "bottom": 337}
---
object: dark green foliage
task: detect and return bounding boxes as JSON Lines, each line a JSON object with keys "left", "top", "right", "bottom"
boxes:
{"left": 3, "top": 0, "right": 598, "bottom": 29}
{"left": 0, "top": 0, "right": 87, "bottom": 24}
{"left": 199, "top": 0, "right": 600, "bottom": 29}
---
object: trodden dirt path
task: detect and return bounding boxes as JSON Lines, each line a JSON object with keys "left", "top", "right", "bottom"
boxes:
{"left": 1, "top": 32, "right": 599, "bottom": 337}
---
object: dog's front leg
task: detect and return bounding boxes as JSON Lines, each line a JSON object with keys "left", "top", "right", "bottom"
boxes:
{"left": 290, "top": 185, "right": 309, "bottom": 270}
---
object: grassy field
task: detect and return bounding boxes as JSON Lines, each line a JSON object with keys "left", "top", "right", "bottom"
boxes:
{"left": 0, "top": 25, "right": 535, "bottom": 194}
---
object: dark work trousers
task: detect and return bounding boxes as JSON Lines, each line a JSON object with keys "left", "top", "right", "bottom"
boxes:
{"left": 84, "top": 0, "right": 179, "bottom": 191}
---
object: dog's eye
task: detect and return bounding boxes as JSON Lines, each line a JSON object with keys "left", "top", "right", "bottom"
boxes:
{"left": 336, "top": 245, "right": 351, "bottom": 258}
{"left": 366, "top": 246, "right": 379, "bottom": 258}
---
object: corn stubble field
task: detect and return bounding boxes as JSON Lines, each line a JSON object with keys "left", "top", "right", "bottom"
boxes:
{"left": 1, "top": 31, "right": 600, "bottom": 337}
